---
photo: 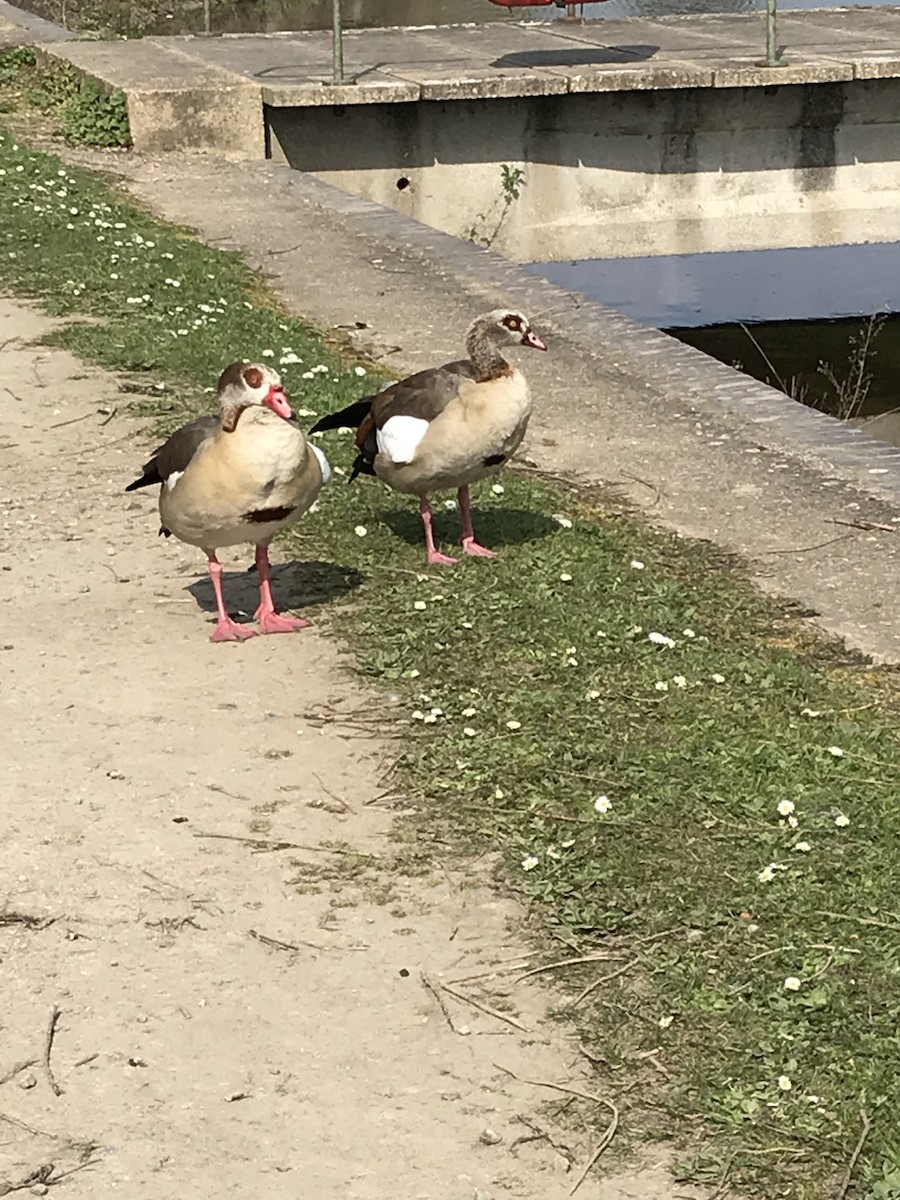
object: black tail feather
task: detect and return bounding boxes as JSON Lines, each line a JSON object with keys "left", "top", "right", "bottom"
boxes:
{"left": 348, "top": 452, "right": 376, "bottom": 484}
{"left": 308, "top": 397, "right": 373, "bottom": 436}
{"left": 125, "top": 463, "right": 162, "bottom": 492}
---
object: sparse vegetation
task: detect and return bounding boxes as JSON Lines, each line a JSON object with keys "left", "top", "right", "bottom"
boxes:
{"left": 2, "top": 127, "right": 900, "bottom": 1199}
{"left": 466, "top": 163, "right": 526, "bottom": 249}
{"left": 0, "top": 47, "right": 130, "bottom": 146}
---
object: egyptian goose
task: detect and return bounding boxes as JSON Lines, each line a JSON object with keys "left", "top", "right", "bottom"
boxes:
{"left": 126, "top": 361, "right": 330, "bottom": 642}
{"left": 309, "top": 310, "right": 546, "bottom": 564}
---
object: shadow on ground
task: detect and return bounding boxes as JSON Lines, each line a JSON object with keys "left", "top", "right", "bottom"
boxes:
{"left": 493, "top": 43, "right": 658, "bottom": 69}
{"left": 187, "top": 558, "right": 363, "bottom": 619}
{"left": 382, "top": 505, "right": 558, "bottom": 551}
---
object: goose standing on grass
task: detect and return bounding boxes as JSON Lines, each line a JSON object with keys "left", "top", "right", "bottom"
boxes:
{"left": 126, "top": 361, "right": 330, "bottom": 643}
{"left": 309, "top": 310, "right": 546, "bottom": 565}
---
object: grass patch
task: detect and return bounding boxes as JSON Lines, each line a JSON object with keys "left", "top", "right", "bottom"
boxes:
{"left": 1, "top": 128, "right": 900, "bottom": 1200}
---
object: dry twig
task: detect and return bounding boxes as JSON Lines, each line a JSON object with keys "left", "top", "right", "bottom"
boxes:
{"left": 42, "top": 1007, "right": 62, "bottom": 1097}
{"left": 495, "top": 1064, "right": 619, "bottom": 1195}
{"left": 569, "top": 960, "right": 637, "bottom": 1008}
{"left": 518, "top": 952, "right": 624, "bottom": 982}
{"left": 194, "top": 831, "right": 374, "bottom": 857}
{"left": 421, "top": 973, "right": 462, "bottom": 1034}
{"left": 836, "top": 1108, "right": 872, "bottom": 1200}
{"left": 441, "top": 983, "right": 529, "bottom": 1033}
{"left": 249, "top": 927, "right": 325, "bottom": 953}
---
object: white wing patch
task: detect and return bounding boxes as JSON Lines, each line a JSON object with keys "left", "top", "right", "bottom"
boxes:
{"left": 377, "top": 415, "right": 429, "bottom": 465}
{"left": 309, "top": 443, "right": 332, "bottom": 485}
{"left": 164, "top": 470, "right": 183, "bottom": 492}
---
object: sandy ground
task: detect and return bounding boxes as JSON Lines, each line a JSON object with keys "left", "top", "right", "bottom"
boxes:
{"left": 0, "top": 299, "right": 694, "bottom": 1199}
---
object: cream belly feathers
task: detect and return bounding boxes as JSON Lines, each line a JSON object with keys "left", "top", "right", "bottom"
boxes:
{"left": 309, "top": 309, "right": 546, "bottom": 565}
{"left": 127, "top": 361, "right": 330, "bottom": 643}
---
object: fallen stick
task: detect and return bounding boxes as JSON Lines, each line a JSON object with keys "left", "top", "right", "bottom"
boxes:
{"left": 518, "top": 952, "right": 624, "bottom": 982}
{"left": 249, "top": 928, "right": 324, "bottom": 953}
{"left": 421, "top": 973, "right": 462, "bottom": 1034}
{"left": 495, "top": 1064, "right": 619, "bottom": 1196}
{"left": 42, "top": 1008, "right": 62, "bottom": 1097}
{"left": 441, "top": 983, "right": 530, "bottom": 1033}
{"left": 569, "top": 960, "right": 637, "bottom": 1008}
{"left": 836, "top": 1108, "right": 872, "bottom": 1200}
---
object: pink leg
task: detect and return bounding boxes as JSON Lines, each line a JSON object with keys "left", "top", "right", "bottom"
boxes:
{"left": 253, "top": 545, "right": 309, "bottom": 634}
{"left": 420, "top": 496, "right": 457, "bottom": 566}
{"left": 207, "top": 555, "right": 257, "bottom": 643}
{"left": 458, "top": 486, "right": 497, "bottom": 559}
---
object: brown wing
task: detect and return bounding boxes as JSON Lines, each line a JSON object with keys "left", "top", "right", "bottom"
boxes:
{"left": 125, "top": 415, "right": 219, "bottom": 491}
{"left": 369, "top": 359, "right": 475, "bottom": 432}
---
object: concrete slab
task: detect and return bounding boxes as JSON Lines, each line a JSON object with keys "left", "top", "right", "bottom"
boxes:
{"left": 388, "top": 64, "right": 569, "bottom": 100}
{"left": 566, "top": 62, "right": 715, "bottom": 91}
{"left": 0, "top": 0, "right": 73, "bottom": 43}
{"left": 40, "top": 40, "right": 264, "bottom": 158}
{"left": 262, "top": 76, "right": 420, "bottom": 105}
{"left": 712, "top": 56, "right": 857, "bottom": 88}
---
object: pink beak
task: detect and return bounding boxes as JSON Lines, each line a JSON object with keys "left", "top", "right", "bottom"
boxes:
{"left": 522, "top": 328, "right": 547, "bottom": 351}
{"left": 265, "top": 386, "right": 293, "bottom": 420}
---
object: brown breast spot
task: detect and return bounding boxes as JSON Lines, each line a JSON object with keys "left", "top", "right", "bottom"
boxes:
{"left": 243, "top": 505, "right": 296, "bottom": 524}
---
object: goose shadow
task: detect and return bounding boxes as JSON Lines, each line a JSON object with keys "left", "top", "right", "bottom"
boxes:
{"left": 187, "top": 559, "right": 363, "bottom": 621}
{"left": 382, "top": 505, "right": 558, "bottom": 551}
{"left": 492, "top": 43, "right": 658, "bottom": 69}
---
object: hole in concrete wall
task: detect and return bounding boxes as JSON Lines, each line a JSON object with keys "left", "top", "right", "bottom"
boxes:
{"left": 396, "top": 176, "right": 411, "bottom": 191}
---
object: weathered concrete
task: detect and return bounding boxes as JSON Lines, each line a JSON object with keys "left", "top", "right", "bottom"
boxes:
{"left": 40, "top": 10, "right": 900, "bottom": 258}
{"left": 44, "top": 38, "right": 264, "bottom": 157}
{"left": 0, "top": 0, "right": 73, "bottom": 45}
{"left": 265, "top": 77, "right": 900, "bottom": 261}
{"left": 63, "top": 144, "right": 900, "bottom": 665}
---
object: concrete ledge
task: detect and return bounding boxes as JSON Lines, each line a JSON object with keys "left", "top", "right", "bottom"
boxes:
{"left": 40, "top": 39, "right": 264, "bottom": 157}
{"left": 31, "top": 10, "right": 900, "bottom": 127}
{"left": 0, "top": 0, "right": 74, "bottom": 43}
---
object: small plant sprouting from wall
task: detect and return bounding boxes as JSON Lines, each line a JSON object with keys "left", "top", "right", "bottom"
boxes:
{"left": 466, "top": 163, "right": 526, "bottom": 249}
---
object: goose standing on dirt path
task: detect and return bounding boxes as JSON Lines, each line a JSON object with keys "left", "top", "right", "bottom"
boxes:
{"left": 308, "top": 310, "right": 546, "bottom": 565}
{"left": 126, "top": 361, "right": 330, "bottom": 643}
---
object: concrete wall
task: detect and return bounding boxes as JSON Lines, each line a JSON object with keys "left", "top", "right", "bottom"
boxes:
{"left": 266, "top": 78, "right": 900, "bottom": 262}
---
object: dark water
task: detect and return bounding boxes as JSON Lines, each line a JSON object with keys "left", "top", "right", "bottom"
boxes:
{"left": 528, "top": 243, "right": 900, "bottom": 422}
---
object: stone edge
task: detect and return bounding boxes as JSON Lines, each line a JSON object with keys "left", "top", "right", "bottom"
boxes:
{"left": 272, "top": 164, "right": 900, "bottom": 508}
{"left": 0, "top": 0, "right": 74, "bottom": 40}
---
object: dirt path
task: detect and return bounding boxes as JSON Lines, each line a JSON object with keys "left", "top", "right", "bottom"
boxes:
{"left": 0, "top": 300, "right": 689, "bottom": 1200}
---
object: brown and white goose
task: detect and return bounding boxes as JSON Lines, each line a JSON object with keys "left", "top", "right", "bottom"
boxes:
{"left": 126, "top": 361, "right": 330, "bottom": 642}
{"left": 309, "top": 310, "right": 546, "bottom": 565}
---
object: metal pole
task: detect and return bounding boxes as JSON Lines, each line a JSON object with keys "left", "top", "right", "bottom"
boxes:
{"left": 332, "top": 0, "right": 344, "bottom": 85}
{"left": 203, "top": 0, "right": 211, "bottom": 34}
{"left": 765, "top": 0, "right": 782, "bottom": 67}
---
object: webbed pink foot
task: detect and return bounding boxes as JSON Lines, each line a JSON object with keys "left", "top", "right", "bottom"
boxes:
{"left": 460, "top": 538, "right": 497, "bottom": 559}
{"left": 255, "top": 608, "right": 310, "bottom": 634}
{"left": 211, "top": 617, "right": 258, "bottom": 643}
{"left": 426, "top": 549, "right": 458, "bottom": 567}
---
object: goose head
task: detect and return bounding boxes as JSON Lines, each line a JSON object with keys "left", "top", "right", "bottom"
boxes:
{"left": 466, "top": 308, "right": 547, "bottom": 361}
{"left": 216, "top": 361, "right": 293, "bottom": 432}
